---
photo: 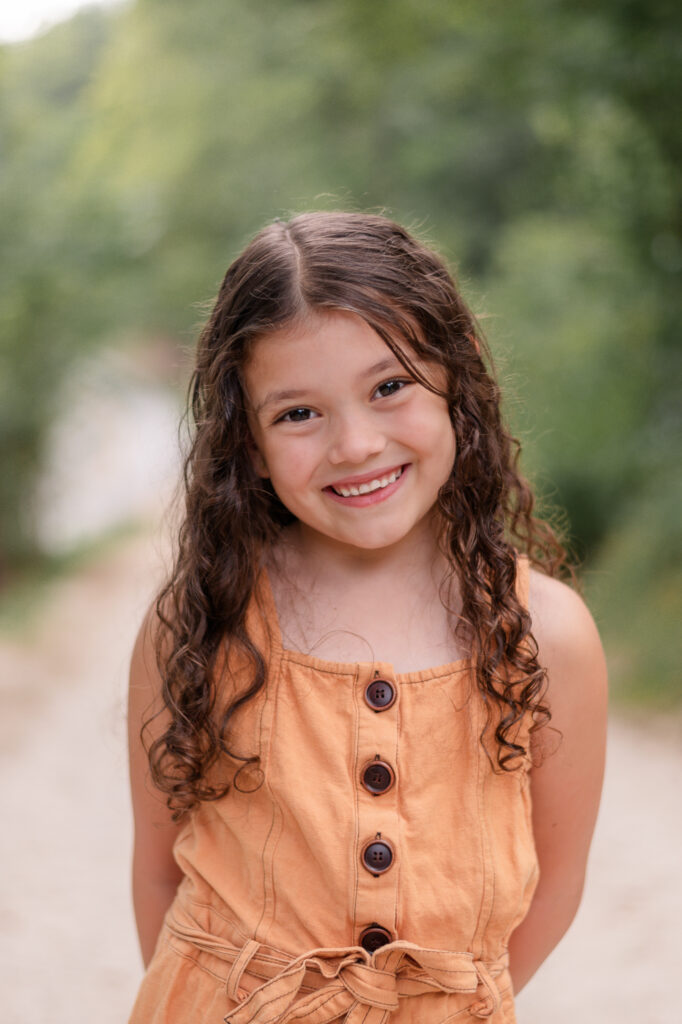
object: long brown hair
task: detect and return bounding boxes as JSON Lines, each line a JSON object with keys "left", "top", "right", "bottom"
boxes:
{"left": 147, "top": 212, "right": 568, "bottom": 818}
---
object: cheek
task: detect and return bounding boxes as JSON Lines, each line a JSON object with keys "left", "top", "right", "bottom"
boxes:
{"left": 419, "top": 409, "right": 456, "bottom": 479}
{"left": 404, "top": 401, "right": 455, "bottom": 451}
{"left": 248, "top": 439, "right": 269, "bottom": 478}
{"left": 267, "top": 440, "right": 319, "bottom": 490}
{"left": 433, "top": 429, "right": 457, "bottom": 482}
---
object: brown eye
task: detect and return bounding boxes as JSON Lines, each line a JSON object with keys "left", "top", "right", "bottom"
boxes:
{"left": 279, "top": 407, "right": 316, "bottom": 423}
{"left": 374, "top": 379, "right": 409, "bottom": 399}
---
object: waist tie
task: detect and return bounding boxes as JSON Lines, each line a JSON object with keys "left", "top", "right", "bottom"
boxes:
{"left": 166, "top": 913, "right": 509, "bottom": 1024}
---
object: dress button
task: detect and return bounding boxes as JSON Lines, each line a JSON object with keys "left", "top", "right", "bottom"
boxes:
{"left": 361, "top": 838, "right": 394, "bottom": 875}
{"left": 364, "top": 678, "right": 396, "bottom": 711}
{"left": 359, "top": 924, "right": 392, "bottom": 953}
{"left": 361, "top": 760, "right": 395, "bottom": 795}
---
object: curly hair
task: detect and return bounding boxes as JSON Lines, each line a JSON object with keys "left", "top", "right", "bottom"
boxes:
{"left": 146, "top": 211, "right": 569, "bottom": 818}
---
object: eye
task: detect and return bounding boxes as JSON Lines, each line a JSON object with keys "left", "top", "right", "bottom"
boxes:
{"left": 276, "top": 407, "right": 318, "bottom": 423}
{"left": 374, "top": 378, "right": 410, "bottom": 399}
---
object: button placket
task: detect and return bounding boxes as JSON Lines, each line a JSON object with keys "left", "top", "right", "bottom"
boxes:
{"left": 354, "top": 664, "right": 400, "bottom": 948}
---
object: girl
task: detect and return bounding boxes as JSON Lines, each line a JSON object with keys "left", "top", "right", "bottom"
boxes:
{"left": 128, "top": 212, "right": 607, "bottom": 1024}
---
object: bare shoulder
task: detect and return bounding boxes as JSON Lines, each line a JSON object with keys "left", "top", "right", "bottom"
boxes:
{"left": 527, "top": 567, "right": 608, "bottom": 753}
{"left": 528, "top": 569, "right": 601, "bottom": 657}
{"left": 129, "top": 602, "right": 166, "bottom": 718}
{"left": 528, "top": 569, "right": 606, "bottom": 695}
{"left": 128, "top": 602, "right": 183, "bottom": 836}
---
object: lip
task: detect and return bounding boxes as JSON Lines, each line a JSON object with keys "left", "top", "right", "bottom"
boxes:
{"left": 323, "top": 464, "right": 409, "bottom": 508}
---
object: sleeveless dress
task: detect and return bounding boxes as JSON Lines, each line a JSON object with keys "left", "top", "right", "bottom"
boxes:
{"left": 129, "top": 556, "right": 538, "bottom": 1024}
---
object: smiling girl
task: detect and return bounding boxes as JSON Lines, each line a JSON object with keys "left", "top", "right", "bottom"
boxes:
{"left": 128, "top": 212, "right": 607, "bottom": 1023}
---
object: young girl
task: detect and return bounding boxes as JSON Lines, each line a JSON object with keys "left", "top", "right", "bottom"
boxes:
{"left": 128, "top": 212, "right": 607, "bottom": 1024}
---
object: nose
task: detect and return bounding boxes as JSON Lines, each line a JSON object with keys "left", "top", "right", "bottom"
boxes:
{"left": 327, "top": 410, "right": 387, "bottom": 466}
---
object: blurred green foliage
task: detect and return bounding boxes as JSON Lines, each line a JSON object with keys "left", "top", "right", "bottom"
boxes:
{"left": 0, "top": 0, "right": 679, "bottom": 702}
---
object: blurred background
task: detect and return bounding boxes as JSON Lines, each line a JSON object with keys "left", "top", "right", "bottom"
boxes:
{"left": 1, "top": 1, "right": 680, "bottom": 1022}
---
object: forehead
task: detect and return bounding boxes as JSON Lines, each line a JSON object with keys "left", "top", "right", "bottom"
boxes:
{"left": 243, "top": 311, "right": 410, "bottom": 395}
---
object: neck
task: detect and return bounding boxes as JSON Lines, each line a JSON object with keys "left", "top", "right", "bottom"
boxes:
{"left": 278, "top": 511, "right": 450, "bottom": 593}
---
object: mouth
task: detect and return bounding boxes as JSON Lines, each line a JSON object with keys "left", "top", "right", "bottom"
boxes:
{"left": 330, "top": 465, "right": 403, "bottom": 497}
{"left": 324, "top": 465, "right": 408, "bottom": 506}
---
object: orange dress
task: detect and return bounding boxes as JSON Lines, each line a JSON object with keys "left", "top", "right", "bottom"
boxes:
{"left": 129, "top": 557, "right": 538, "bottom": 1023}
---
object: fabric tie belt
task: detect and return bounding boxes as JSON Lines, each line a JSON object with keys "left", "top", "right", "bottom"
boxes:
{"left": 166, "top": 912, "right": 510, "bottom": 1024}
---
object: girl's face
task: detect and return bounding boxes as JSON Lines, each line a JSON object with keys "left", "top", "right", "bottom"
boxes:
{"left": 244, "top": 310, "right": 456, "bottom": 557}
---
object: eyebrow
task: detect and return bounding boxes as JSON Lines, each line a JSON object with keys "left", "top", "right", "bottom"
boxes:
{"left": 254, "top": 388, "right": 311, "bottom": 414}
{"left": 254, "top": 356, "right": 407, "bottom": 414}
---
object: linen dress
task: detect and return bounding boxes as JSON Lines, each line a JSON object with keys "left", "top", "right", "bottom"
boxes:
{"left": 129, "top": 556, "right": 539, "bottom": 1023}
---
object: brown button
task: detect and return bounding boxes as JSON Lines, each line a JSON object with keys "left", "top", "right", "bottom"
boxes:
{"left": 361, "top": 838, "right": 394, "bottom": 875}
{"left": 361, "top": 760, "right": 395, "bottom": 795}
{"left": 364, "top": 678, "right": 396, "bottom": 711}
{"left": 359, "top": 925, "right": 392, "bottom": 953}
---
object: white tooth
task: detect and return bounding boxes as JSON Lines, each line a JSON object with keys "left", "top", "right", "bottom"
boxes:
{"left": 334, "top": 468, "right": 402, "bottom": 497}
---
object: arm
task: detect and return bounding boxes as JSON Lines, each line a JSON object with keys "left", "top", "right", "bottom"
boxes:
{"left": 128, "top": 608, "right": 184, "bottom": 967}
{"left": 508, "top": 570, "right": 608, "bottom": 993}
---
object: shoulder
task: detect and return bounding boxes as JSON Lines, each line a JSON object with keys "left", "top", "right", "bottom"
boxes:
{"left": 128, "top": 602, "right": 184, "bottom": 828}
{"left": 526, "top": 567, "right": 608, "bottom": 748}
{"left": 528, "top": 568, "right": 603, "bottom": 663}
{"left": 128, "top": 602, "right": 168, "bottom": 764}
{"left": 129, "top": 601, "right": 168, "bottom": 714}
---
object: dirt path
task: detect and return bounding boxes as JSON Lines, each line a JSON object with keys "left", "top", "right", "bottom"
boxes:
{"left": 1, "top": 532, "right": 679, "bottom": 1023}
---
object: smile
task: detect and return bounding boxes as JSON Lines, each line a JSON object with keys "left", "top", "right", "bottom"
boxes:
{"left": 331, "top": 466, "right": 403, "bottom": 497}
{"left": 323, "top": 465, "right": 409, "bottom": 508}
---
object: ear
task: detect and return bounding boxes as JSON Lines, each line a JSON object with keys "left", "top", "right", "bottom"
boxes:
{"left": 246, "top": 433, "right": 269, "bottom": 478}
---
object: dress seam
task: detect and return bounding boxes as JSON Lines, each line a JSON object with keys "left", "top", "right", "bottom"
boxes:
{"left": 351, "top": 663, "right": 361, "bottom": 939}
{"left": 253, "top": 624, "right": 284, "bottom": 944}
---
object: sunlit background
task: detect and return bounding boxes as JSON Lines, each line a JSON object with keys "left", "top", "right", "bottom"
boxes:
{"left": 0, "top": 0, "right": 125, "bottom": 44}
{"left": 1, "top": 2, "right": 680, "bottom": 1022}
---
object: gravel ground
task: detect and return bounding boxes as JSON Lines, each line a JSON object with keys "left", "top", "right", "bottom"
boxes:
{"left": 1, "top": 531, "right": 679, "bottom": 1023}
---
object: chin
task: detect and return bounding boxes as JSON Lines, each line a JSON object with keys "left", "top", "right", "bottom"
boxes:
{"left": 339, "top": 528, "right": 409, "bottom": 552}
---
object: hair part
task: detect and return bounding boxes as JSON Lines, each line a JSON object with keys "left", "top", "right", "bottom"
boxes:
{"left": 146, "top": 211, "right": 569, "bottom": 818}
